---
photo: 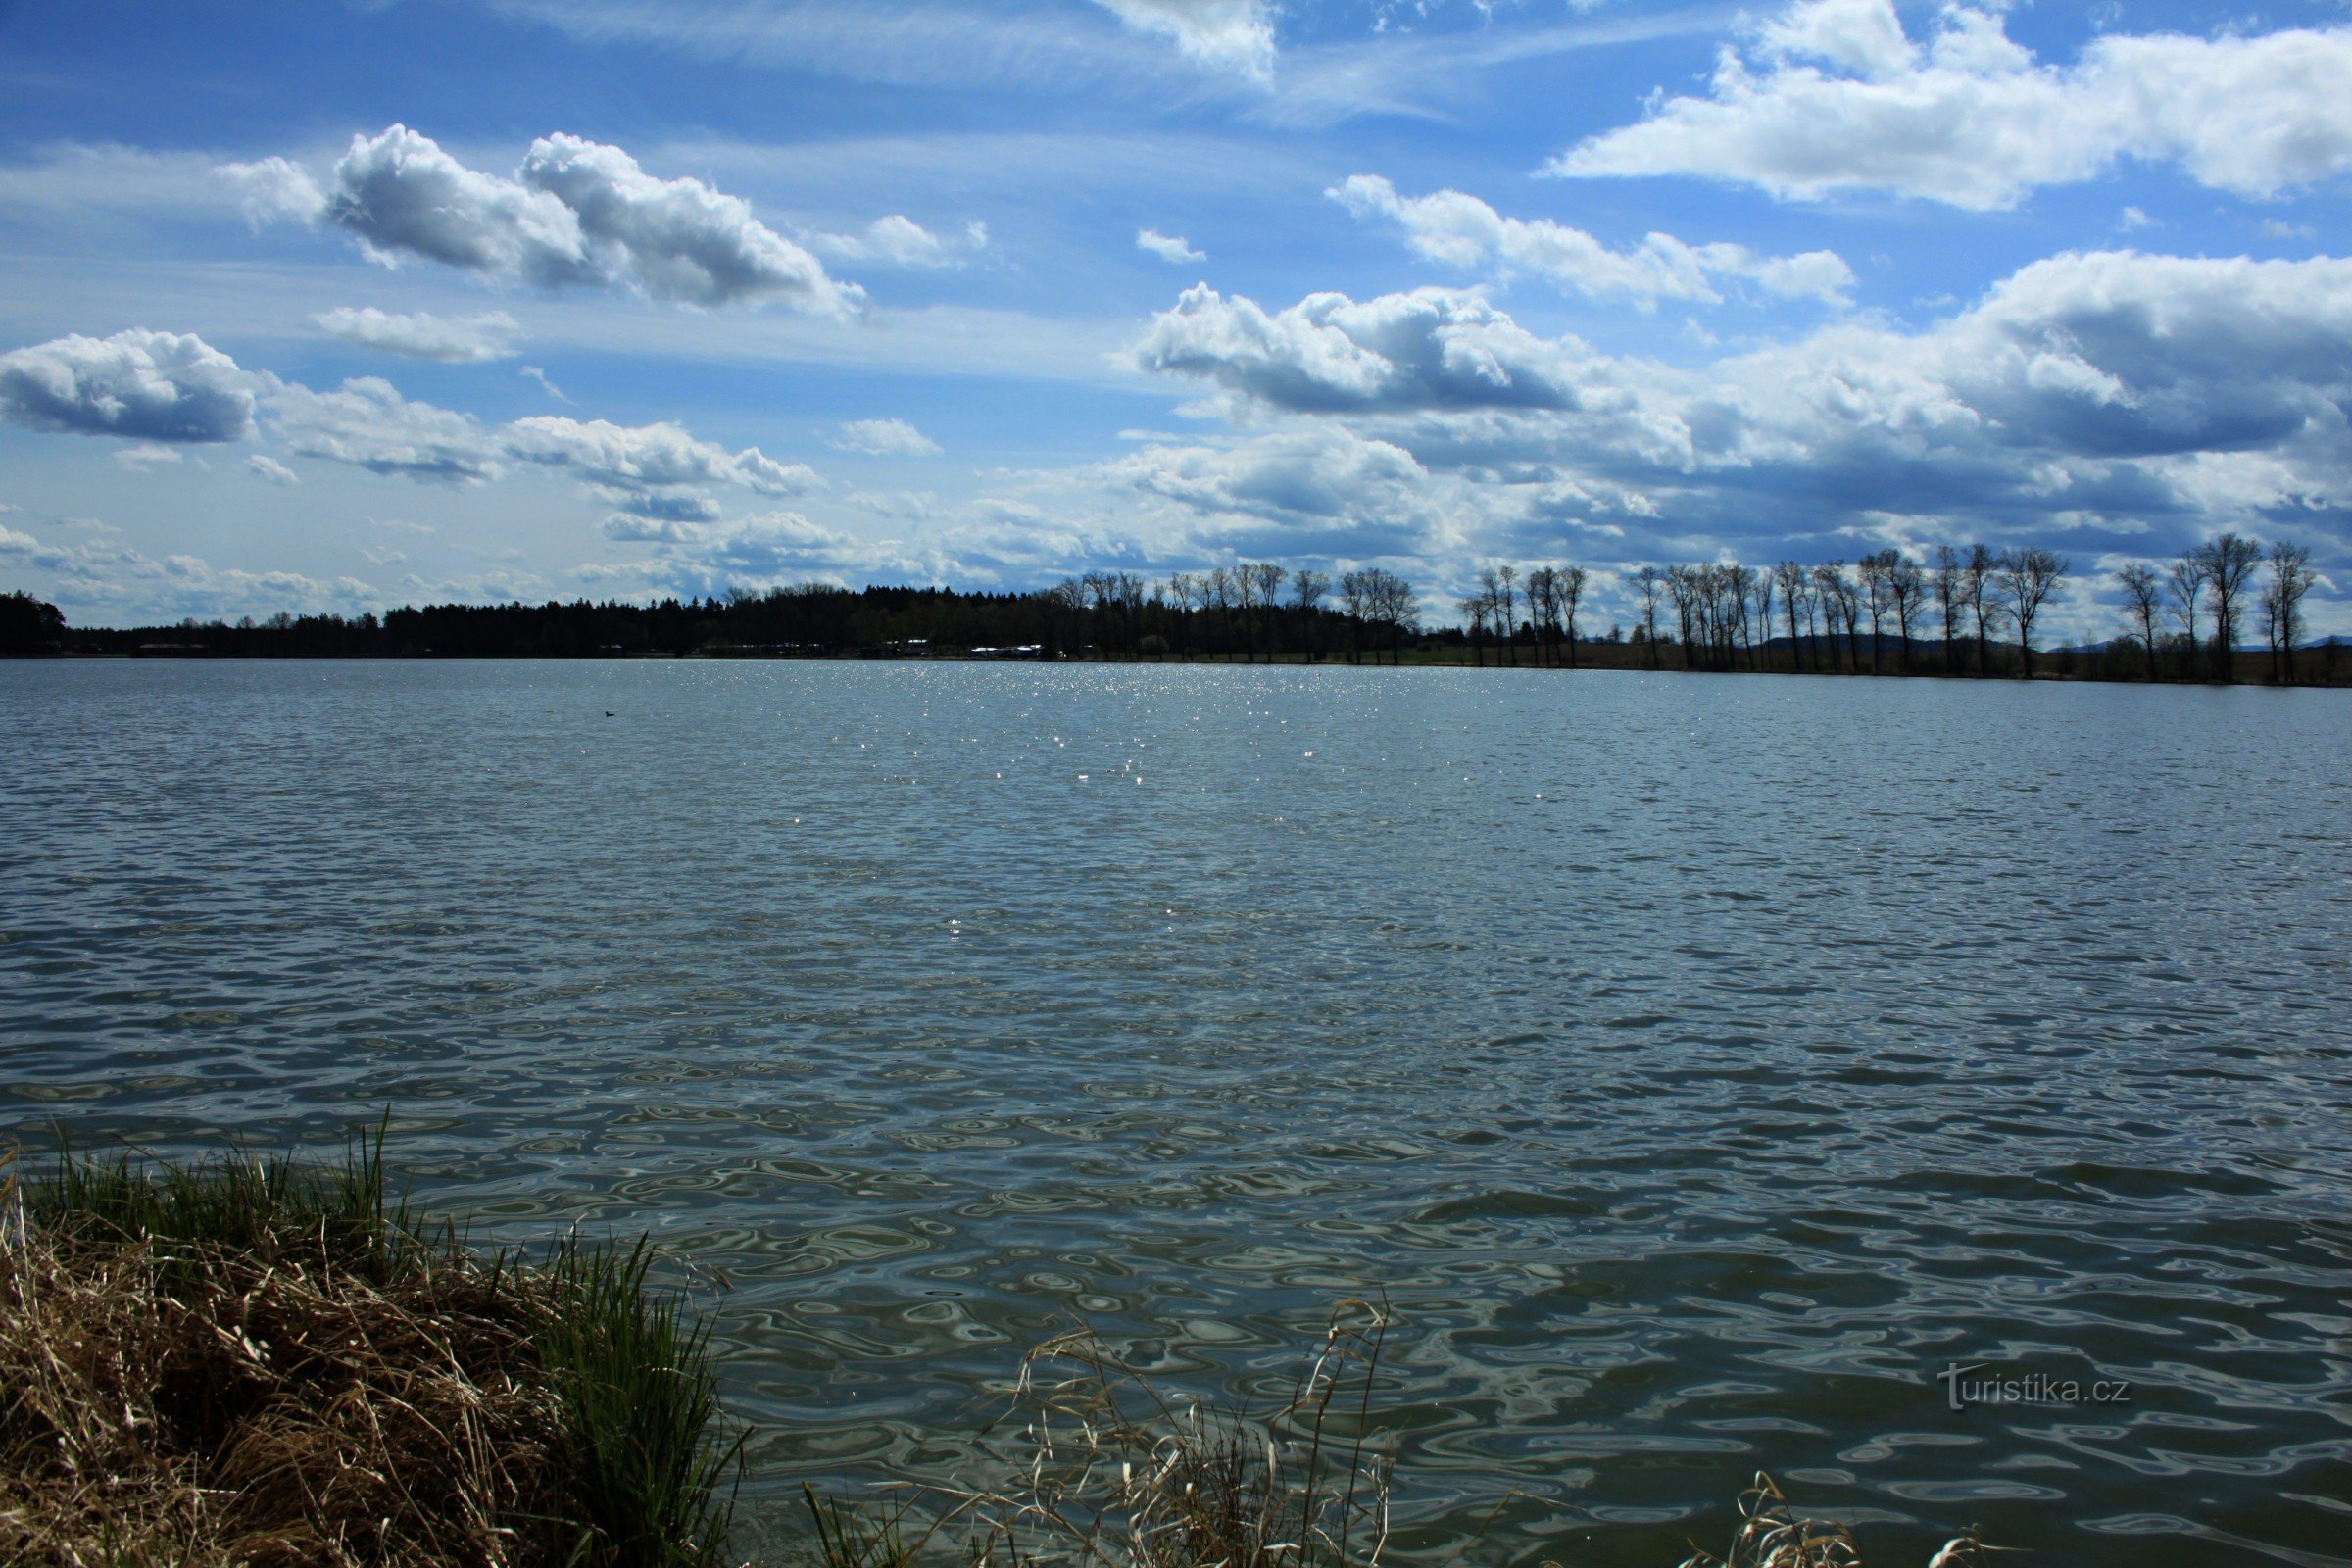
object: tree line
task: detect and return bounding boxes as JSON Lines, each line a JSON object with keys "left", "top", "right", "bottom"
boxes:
{"left": 1449, "top": 534, "right": 2328, "bottom": 685}
{"left": 3, "top": 533, "right": 2338, "bottom": 684}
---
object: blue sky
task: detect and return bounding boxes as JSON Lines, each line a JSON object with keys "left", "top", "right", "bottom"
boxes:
{"left": 3, "top": 0, "right": 2350, "bottom": 641}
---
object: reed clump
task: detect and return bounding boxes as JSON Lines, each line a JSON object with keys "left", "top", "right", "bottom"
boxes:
{"left": 808, "top": 1299, "right": 1396, "bottom": 1568}
{"left": 0, "top": 1130, "right": 738, "bottom": 1568}
{"left": 1673, "top": 1473, "right": 1988, "bottom": 1568}
{"left": 805, "top": 1307, "right": 1991, "bottom": 1568}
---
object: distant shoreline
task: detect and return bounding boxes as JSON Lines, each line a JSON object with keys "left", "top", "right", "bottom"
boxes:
{"left": 11, "top": 641, "right": 2349, "bottom": 687}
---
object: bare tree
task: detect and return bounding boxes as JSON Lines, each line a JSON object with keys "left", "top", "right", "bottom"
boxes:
{"left": 1773, "top": 561, "right": 1810, "bottom": 669}
{"left": 1665, "top": 566, "right": 1699, "bottom": 668}
{"left": 1166, "top": 572, "right": 1198, "bottom": 661}
{"left": 1230, "top": 565, "right": 1259, "bottom": 662}
{"left": 1560, "top": 565, "right": 1588, "bottom": 668}
{"left": 1934, "top": 545, "right": 1962, "bottom": 672}
{"left": 1046, "top": 576, "right": 1088, "bottom": 658}
{"left": 1116, "top": 571, "right": 1146, "bottom": 658}
{"left": 1458, "top": 591, "right": 1491, "bottom": 665}
{"left": 2262, "top": 539, "right": 2315, "bottom": 684}
{"left": 1207, "top": 566, "right": 1235, "bottom": 662}
{"left": 1635, "top": 565, "right": 1665, "bottom": 667}
{"left": 1997, "top": 547, "right": 2068, "bottom": 678}
{"left": 1886, "top": 553, "right": 1925, "bottom": 673}
{"left": 2191, "top": 532, "right": 2263, "bottom": 682}
{"left": 1858, "top": 550, "right": 1893, "bottom": 673}
{"left": 1963, "top": 544, "right": 1998, "bottom": 676}
{"left": 2116, "top": 563, "right": 2163, "bottom": 681}
{"left": 1338, "top": 568, "right": 1371, "bottom": 663}
{"left": 1833, "top": 565, "right": 1865, "bottom": 670}
{"left": 1372, "top": 569, "right": 1418, "bottom": 663}
{"left": 1489, "top": 565, "right": 1518, "bottom": 666}
{"left": 2166, "top": 552, "right": 2205, "bottom": 679}
{"left": 1293, "top": 568, "right": 1328, "bottom": 663}
{"left": 1746, "top": 566, "right": 1776, "bottom": 671}
{"left": 1810, "top": 562, "right": 1852, "bottom": 673}
{"left": 1250, "top": 562, "right": 1288, "bottom": 662}
{"left": 1525, "top": 566, "right": 1559, "bottom": 666}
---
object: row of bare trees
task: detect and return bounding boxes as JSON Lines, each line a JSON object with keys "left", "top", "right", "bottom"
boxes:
{"left": 2112, "top": 533, "right": 2321, "bottom": 683}
{"left": 1054, "top": 564, "right": 1421, "bottom": 663}
{"left": 1595, "top": 547, "right": 2071, "bottom": 677}
{"left": 1455, "top": 564, "right": 1594, "bottom": 667}
{"left": 1044, "top": 534, "right": 2328, "bottom": 683}
{"left": 1464, "top": 535, "right": 2327, "bottom": 684}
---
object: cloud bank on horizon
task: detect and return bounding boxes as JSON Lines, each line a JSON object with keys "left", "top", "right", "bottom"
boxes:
{"left": 0, "top": 0, "right": 2348, "bottom": 640}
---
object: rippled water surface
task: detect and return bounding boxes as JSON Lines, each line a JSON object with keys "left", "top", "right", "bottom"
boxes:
{"left": 5, "top": 659, "right": 2350, "bottom": 1565}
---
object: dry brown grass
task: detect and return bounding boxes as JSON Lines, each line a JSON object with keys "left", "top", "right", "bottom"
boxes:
{"left": 0, "top": 1137, "right": 738, "bottom": 1568}
{"left": 1672, "top": 1474, "right": 1990, "bottom": 1568}
{"left": 0, "top": 1218, "right": 562, "bottom": 1566}
{"left": 808, "top": 1299, "right": 1397, "bottom": 1568}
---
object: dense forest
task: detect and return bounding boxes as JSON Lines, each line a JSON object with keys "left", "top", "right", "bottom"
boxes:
{"left": 4, "top": 533, "right": 2344, "bottom": 685}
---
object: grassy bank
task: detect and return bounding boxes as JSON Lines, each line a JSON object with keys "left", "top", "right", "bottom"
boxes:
{"left": 0, "top": 1131, "right": 738, "bottom": 1568}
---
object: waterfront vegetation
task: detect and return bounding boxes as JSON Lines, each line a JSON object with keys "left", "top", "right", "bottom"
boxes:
{"left": 5, "top": 529, "right": 2341, "bottom": 685}
{"left": 0, "top": 1132, "right": 738, "bottom": 1568}
{"left": 1, "top": 1135, "right": 1997, "bottom": 1568}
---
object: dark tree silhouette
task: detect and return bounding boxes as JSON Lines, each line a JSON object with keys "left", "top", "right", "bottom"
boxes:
{"left": 2166, "top": 552, "right": 2205, "bottom": 680}
{"left": 2263, "top": 540, "right": 2314, "bottom": 684}
{"left": 1, "top": 590, "right": 68, "bottom": 655}
{"left": 1774, "top": 561, "right": 1809, "bottom": 670}
{"left": 2192, "top": 533, "right": 2262, "bottom": 682}
{"left": 1634, "top": 566, "right": 1665, "bottom": 667}
{"left": 1934, "top": 545, "right": 1962, "bottom": 672}
{"left": 1859, "top": 551, "right": 1892, "bottom": 673}
{"left": 1560, "top": 565, "right": 1588, "bottom": 668}
{"left": 1964, "top": 544, "right": 1999, "bottom": 676}
{"left": 2116, "top": 564, "right": 2163, "bottom": 681}
{"left": 1998, "top": 548, "right": 2068, "bottom": 678}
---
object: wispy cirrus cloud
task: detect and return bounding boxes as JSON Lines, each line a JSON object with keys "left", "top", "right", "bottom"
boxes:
{"left": 808, "top": 215, "right": 987, "bottom": 268}
{"left": 315, "top": 306, "right": 523, "bottom": 362}
{"left": 1086, "top": 0, "right": 1275, "bottom": 84}
{"left": 1330, "top": 175, "right": 1853, "bottom": 308}
{"left": 830, "top": 417, "right": 941, "bottom": 457}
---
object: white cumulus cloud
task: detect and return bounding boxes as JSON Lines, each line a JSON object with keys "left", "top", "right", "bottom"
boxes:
{"left": 0, "top": 329, "right": 259, "bottom": 443}
{"left": 1135, "top": 284, "right": 1605, "bottom": 413}
{"left": 1138, "top": 228, "right": 1206, "bottom": 265}
{"left": 1551, "top": 1, "right": 2352, "bottom": 209}
{"left": 227, "top": 125, "right": 860, "bottom": 313}
{"left": 269, "top": 376, "right": 506, "bottom": 483}
{"left": 502, "top": 416, "right": 823, "bottom": 520}
{"left": 1131, "top": 251, "right": 2352, "bottom": 560}
{"left": 246, "top": 454, "right": 301, "bottom": 485}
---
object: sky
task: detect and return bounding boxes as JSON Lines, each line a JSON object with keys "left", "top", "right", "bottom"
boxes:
{"left": 2, "top": 0, "right": 2350, "bottom": 642}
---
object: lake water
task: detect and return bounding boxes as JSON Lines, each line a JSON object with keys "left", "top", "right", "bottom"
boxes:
{"left": 4, "top": 659, "right": 2350, "bottom": 1566}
